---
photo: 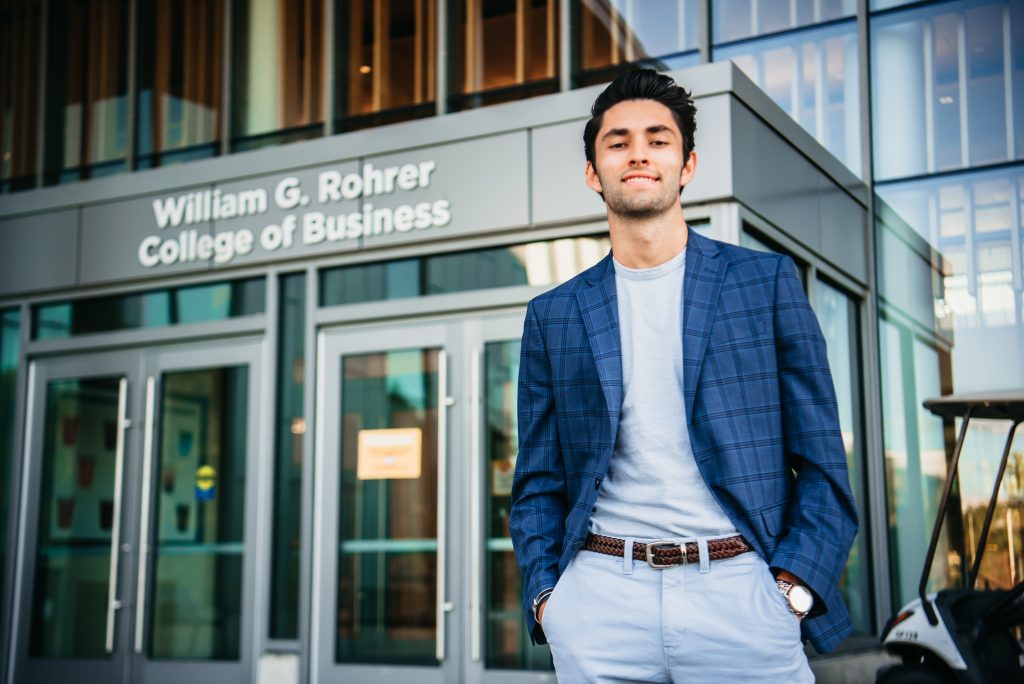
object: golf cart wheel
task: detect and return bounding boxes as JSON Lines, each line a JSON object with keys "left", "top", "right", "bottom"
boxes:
{"left": 876, "top": 662, "right": 955, "bottom": 684}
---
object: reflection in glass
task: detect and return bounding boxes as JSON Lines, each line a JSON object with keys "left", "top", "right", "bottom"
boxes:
{"left": 713, "top": 0, "right": 855, "bottom": 44}
{"left": 231, "top": 0, "right": 324, "bottom": 149}
{"left": 484, "top": 340, "right": 552, "bottom": 669}
{"left": 337, "top": 350, "right": 439, "bottom": 665}
{"left": 0, "top": 310, "right": 18, "bottom": 630}
{"left": 33, "top": 277, "right": 265, "bottom": 340}
{"left": 880, "top": 318, "right": 959, "bottom": 609}
{"left": 814, "top": 281, "right": 871, "bottom": 634}
{"left": 43, "top": 0, "right": 130, "bottom": 184}
{"left": 451, "top": 0, "right": 558, "bottom": 110}
{"left": 148, "top": 366, "right": 248, "bottom": 659}
{"left": 270, "top": 274, "right": 305, "bottom": 639}
{"left": 876, "top": 166, "right": 1024, "bottom": 393}
{"left": 871, "top": 0, "right": 1024, "bottom": 181}
{"left": 320, "top": 236, "right": 610, "bottom": 307}
{"left": 575, "top": 0, "right": 699, "bottom": 86}
{"left": 29, "top": 377, "right": 122, "bottom": 657}
{"left": 136, "top": 0, "right": 223, "bottom": 168}
{"left": 1, "top": 0, "right": 42, "bottom": 192}
{"left": 715, "top": 20, "right": 861, "bottom": 173}
{"left": 339, "top": 0, "right": 436, "bottom": 129}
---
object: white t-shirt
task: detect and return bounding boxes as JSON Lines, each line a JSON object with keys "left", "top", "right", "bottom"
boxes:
{"left": 588, "top": 247, "right": 738, "bottom": 540}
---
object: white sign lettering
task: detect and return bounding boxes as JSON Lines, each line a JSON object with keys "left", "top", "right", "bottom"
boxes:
{"left": 139, "top": 160, "right": 449, "bottom": 268}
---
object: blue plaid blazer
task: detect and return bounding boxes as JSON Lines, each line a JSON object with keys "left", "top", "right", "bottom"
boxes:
{"left": 510, "top": 228, "right": 859, "bottom": 654}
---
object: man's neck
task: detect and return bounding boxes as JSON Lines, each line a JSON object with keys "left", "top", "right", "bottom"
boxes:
{"left": 608, "top": 205, "right": 689, "bottom": 269}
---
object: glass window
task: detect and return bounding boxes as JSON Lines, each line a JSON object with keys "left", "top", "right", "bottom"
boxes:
{"left": 335, "top": 349, "right": 439, "bottom": 664}
{"left": 0, "top": 309, "right": 19, "bottom": 630}
{"left": 0, "top": 0, "right": 42, "bottom": 192}
{"left": 871, "top": 0, "right": 1024, "bottom": 181}
{"left": 574, "top": 0, "right": 700, "bottom": 87}
{"left": 231, "top": 0, "right": 325, "bottom": 150}
{"left": 814, "top": 280, "right": 871, "bottom": 634}
{"left": 876, "top": 165, "right": 1024, "bottom": 394}
{"left": 879, "top": 317, "right": 959, "bottom": 609}
{"left": 136, "top": 0, "right": 224, "bottom": 169}
{"left": 483, "top": 338, "right": 552, "bottom": 669}
{"left": 450, "top": 0, "right": 558, "bottom": 111}
{"left": 270, "top": 273, "right": 305, "bottom": 640}
{"left": 33, "top": 277, "right": 265, "bottom": 339}
{"left": 337, "top": 0, "right": 436, "bottom": 131}
{"left": 712, "top": 0, "right": 855, "bottom": 44}
{"left": 43, "top": 0, "right": 130, "bottom": 185}
{"left": 714, "top": 20, "right": 861, "bottom": 174}
{"left": 148, "top": 366, "right": 249, "bottom": 659}
{"left": 320, "top": 235, "right": 611, "bottom": 307}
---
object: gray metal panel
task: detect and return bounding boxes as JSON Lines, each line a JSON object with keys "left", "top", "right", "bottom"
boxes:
{"left": 0, "top": 210, "right": 78, "bottom": 295}
{"left": 731, "top": 98, "right": 823, "bottom": 253}
{"left": 361, "top": 132, "right": 530, "bottom": 248}
{"left": 530, "top": 120, "right": 604, "bottom": 225}
{"left": 684, "top": 93, "right": 733, "bottom": 204}
{"left": 80, "top": 193, "right": 213, "bottom": 285}
{"left": 818, "top": 182, "right": 868, "bottom": 284}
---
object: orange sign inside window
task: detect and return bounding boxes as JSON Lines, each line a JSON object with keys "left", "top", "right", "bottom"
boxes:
{"left": 357, "top": 428, "right": 423, "bottom": 480}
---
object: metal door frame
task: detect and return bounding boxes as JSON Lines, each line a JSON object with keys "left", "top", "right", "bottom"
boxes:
{"left": 312, "top": 319, "right": 463, "bottom": 684}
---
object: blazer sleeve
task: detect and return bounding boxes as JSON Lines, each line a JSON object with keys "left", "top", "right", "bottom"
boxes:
{"left": 509, "top": 299, "right": 568, "bottom": 644}
{"left": 768, "top": 255, "right": 859, "bottom": 616}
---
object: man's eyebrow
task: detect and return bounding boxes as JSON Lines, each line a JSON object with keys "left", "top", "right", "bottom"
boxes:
{"left": 601, "top": 124, "right": 676, "bottom": 141}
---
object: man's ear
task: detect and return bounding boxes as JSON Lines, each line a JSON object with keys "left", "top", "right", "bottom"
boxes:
{"left": 679, "top": 150, "right": 697, "bottom": 190}
{"left": 585, "top": 161, "right": 603, "bottom": 194}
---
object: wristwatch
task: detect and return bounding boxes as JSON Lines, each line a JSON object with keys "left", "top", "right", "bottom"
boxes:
{"left": 531, "top": 588, "right": 554, "bottom": 621}
{"left": 775, "top": 579, "right": 814, "bottom": 619}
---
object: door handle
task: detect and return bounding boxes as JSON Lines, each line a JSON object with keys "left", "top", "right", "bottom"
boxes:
{"left": 436, "top": 350, "right": 450, "bottom": 662}
{"left": 135, "top": 377, "right": 156, "bottom": 653}
{"left": 105, "top": 378, "right": 129, "bottom": 653}
{"left": 469, "top": 348, "right": 483, "bottom": 662}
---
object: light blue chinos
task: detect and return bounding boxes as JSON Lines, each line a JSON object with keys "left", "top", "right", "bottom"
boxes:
{"left": 540, "top": 539, "right": 815, "bottom": 683}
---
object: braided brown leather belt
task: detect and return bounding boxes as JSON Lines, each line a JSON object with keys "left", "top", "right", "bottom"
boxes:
{"left": 584, "top": 532, "right": 753, "bottom": 568}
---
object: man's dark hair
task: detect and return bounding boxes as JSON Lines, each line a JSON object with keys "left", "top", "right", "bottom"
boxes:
{"left": 583, "top": 69, "right": 697, "bottom": 166}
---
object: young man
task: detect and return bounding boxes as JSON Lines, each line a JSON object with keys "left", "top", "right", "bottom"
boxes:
{"left": 510, "top": 69, "right": 858, "bottom": 682}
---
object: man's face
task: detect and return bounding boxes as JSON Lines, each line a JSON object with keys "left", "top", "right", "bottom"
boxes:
{"left": 585, "top": 99, "right": 696, "bottom": 219}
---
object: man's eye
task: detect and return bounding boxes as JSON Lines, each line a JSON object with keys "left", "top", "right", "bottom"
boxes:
{"left": 610, "top": 142, "right": 626, "bottom": 149}
{"left": 651, "top": 140, "right": 668, "bottom": 146}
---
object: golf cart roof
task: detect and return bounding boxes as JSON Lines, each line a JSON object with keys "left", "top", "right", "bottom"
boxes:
{"left": 923, "top": 392, "right": 1024, "bottom": 422}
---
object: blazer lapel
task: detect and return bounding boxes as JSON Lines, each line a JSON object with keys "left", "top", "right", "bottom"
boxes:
{"left": 682, "top": 230, "right": 727, "bottom": 423}
{"left": 576, "top": 254, "right": 623, "bottom": 447}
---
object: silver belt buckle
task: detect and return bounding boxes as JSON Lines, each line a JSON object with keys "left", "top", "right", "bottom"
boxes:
{"left": 644, "top": 540, "right": 686, "bottom": 569}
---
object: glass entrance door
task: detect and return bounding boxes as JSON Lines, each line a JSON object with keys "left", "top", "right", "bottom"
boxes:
{"left": 314, "top": 313, "right": 559, "bottom": 684}
{"left": 13, "top": 339, "right": 262, "bottom": 684}
{"left": 314, "top": 321, "right": 462, "bottom": 684}
{"left": 15, "top": 352, "right": 136, "bottom": 684}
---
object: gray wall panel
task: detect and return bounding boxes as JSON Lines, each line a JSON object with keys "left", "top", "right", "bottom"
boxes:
{"left": 0, "top": 211, "right": 78, "bottom": 295}
{"left": 731, "top": 98, "right": 822, "bottom": 253}
{"left": 80, "top": 193, "right": 213, "bottom": 285}
{"left": 361, "top": 132, "right": 530, "bottom": 249}
{"left": 684, "top": 94, "right": 733, "bottom": 204}
{"left": 530, "top": 120, "right": 605, "bottom": 225}
{"left": 819, "top": 182, "right": 868, "bottom": 284}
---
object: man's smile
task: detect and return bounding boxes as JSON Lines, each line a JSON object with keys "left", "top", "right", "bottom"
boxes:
{"left": 622, "top": 173, "right": 659, "bottom": 184}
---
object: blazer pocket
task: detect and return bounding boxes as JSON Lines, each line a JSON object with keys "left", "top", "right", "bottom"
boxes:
{"left": 759, "top": 501, "right": 788, "bottom": 538}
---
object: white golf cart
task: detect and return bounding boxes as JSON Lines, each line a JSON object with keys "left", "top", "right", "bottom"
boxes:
{"left": 877, "top": 393, "right": 1024, "bottom": 683}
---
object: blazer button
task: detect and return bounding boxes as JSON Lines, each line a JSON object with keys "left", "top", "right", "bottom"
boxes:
{"left": 594, "top": 477, "right": 602, "bottom": 489}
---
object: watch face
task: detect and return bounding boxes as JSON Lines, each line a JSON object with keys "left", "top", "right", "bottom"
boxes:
{"left": 789, "top": 586, "right": 813, "bottom": 614}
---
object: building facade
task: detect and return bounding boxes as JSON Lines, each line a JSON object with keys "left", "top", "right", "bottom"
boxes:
{"left": 0, "top": 0, "right": 1021, "bottom": 682}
